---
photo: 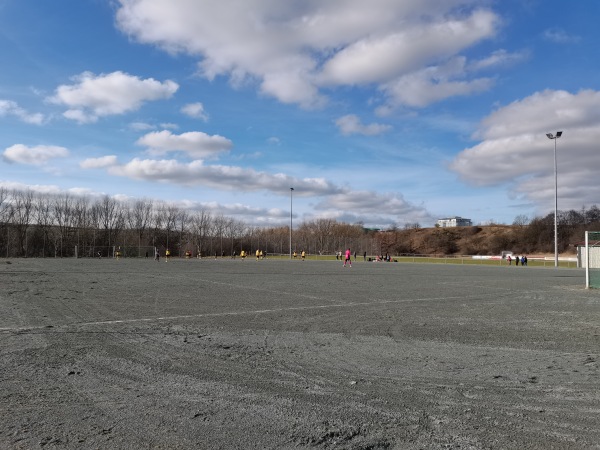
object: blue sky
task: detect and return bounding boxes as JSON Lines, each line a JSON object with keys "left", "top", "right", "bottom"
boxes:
{"left": 1, "top": 0, "right": 599, "bottom": 228}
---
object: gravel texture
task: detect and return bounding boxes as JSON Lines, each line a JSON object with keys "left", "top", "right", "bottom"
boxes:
{"left": 1, "top": 257, "right": 599, "bottom": 449}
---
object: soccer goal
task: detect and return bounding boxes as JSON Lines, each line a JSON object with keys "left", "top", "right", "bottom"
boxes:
{"left": 75, "top": 245, "right": 156, "bottom": 258}
{"left": 115, "top": 246, "right": 157, "bottom": 258}
{"left": 584, "top": 231, "right": 600, "bottom": 289}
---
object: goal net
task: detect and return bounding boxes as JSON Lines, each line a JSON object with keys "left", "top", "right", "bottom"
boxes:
{"left": 75, "top": 245, "right": 156, "bottom": 258}
{"left": 585, "top": 231, "right": 600, "bottom": 289}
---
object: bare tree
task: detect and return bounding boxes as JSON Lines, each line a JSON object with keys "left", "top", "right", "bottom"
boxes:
{"left": 176, "top": 209, "right": 190, "bottom": 257}
{"left": 512, "top": 215, "right": 530, "bottom": 227}
{"left": 149, "top": 203, "right": 165, "bottom": 250}
{"left": 34, "top": 193, "right": 53, "bottom": 257}
{"left": 224, "top": 218, "right": 245, "bottom": 256}
{"left": 71, "top": 196, "right": 90, "bottom": 255}
{"left": 0, "top": 189, "right": 15, "bottom": 257}
{"left": 128, "top": 199, "right": 153, "bottom": 256}
{"left": 163, "top": 205, "right": 179, "bottom": 252}
{"left": 52, "top": 193, "right": 75, "bottom": 257}
{"left": 0, "top": 187, "right": 10, "bottom": 223}
{"left": 212, "top": 214, "right": 228, "bottom": 257}
{"left": 190, "top": 209, "right": 212, "bottom": 256}
{"left": 11, "top": 189, "right": 34, "bottom": 256}
{"left": 96, "top": 195, "right": 125, "bottom": 251}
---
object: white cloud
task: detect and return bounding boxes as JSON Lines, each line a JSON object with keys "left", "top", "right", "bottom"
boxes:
{"left": 469, "top": 49, "right": 530, "bottom": 71}
{"left": 315, "top": 190, "right": 431, "bottom": 220}
{"left": 195, "top": 201, "right": 289, "bottom": 220}
{"left": 49, "top": 71, "right": 178, "bottom": 123}
{"left": 335, "top": 114, "right": 391, "bottom": 136}
{"left": 542, "top": 28, "right": 581, "bottom": 44}
{"left": 115, "top": 0, "right": 501, "bottom": 109}
{"left": 181, "top": 102, "right": 209, "bottom": 121}
{"left": 473, "top": 89, "right": 600, "bottom": 140}
{"left": 3, "top": 144, "right": 69, "bottom": 165}
{"left": 0, "top": 180, "right": 64, "bottom": 195}
{"left": 319, "top": 9, "right": 498, "bottom": 86}
{"left": 78, "top": 153, "right": 432, "bottom": 226}
{"left": 135, "top": 130, "right": 233, "bottom": 159}
{"left": 0, "top": 100, "right": 45, "bottom": 125}
{"left": 129, "top": 122, "right": 156, "bottom": 131}
{"left": 449, "top": 89, "right": 600, "bottom": 213}
{"left": 381, "top": 57, "right": 493, "bottom": 108}
{"left": 80, "top": 155, "right": 119, "bottom": 169}
{"left": 105, "top": 157, "right": 340, "bottom": 196}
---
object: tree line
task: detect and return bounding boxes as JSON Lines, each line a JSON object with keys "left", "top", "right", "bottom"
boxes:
{"left": 0, "top": 188, "right": 377, "bottom": 258}
{"left": 1, "top": 187, "right": 599, "bottom": 258}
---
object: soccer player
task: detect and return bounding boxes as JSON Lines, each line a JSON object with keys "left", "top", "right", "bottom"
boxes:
{"left": 344, "top": 248, "right": 352, "bottom": 267}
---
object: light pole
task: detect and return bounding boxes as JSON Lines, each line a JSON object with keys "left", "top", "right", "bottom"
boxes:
{"left": 289, "top": 187, "right": 294, "bottom": 259}
{"left": 546, "top": 131, "right": 562, "bottom": 268}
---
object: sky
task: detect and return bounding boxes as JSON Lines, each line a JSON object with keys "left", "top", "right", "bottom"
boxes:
{"left": 1, "top": 0, "right": 599, "bottom": 229}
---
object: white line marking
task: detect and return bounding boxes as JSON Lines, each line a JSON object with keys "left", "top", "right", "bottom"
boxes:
{"left": 0, "top": 293, "right": 496, "bottom": 333}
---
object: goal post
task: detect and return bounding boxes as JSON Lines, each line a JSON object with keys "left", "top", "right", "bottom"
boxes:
{"left": 115, "top": 246, "right": 157, "bottom": 258}
{"left": 584, "top": 231, "right": 600, "bottom": 289}
{"left": 75, "top": 245, "right": 156, "bottom": 258}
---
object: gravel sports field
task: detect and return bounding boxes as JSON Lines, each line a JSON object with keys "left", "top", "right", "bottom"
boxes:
{"left": 1, "top": 257, "right": 599, "bottom": 449}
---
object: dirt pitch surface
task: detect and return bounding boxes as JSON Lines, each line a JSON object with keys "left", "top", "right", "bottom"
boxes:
{"left": 1, "top": 258, "right": 599, "bottom": 449}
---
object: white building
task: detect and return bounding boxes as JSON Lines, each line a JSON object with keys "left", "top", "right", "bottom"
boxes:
{"left": 436, "top": 216, "right": 473, "bottom": 227}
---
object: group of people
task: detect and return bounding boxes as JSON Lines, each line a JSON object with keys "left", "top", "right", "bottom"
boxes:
{"left": 154, "top": 248, "right": 171, "bottom": 262}
{"left": 292, "top": 251, "right": 307, "bottom": 260}
{"left": 507, "top": 254, "right": 528, "bottom": 266}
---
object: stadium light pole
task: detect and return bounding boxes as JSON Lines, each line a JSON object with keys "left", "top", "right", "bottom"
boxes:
{"left": 546, "top": 131, "right": 562, "bottom": 268}
{"left": 289, "top": 187, "right": 294, "bottom": 259}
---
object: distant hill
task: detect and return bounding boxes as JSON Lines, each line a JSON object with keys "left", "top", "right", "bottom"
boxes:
{"left": 376, "top": 224, "right": 582, "bottom": 257}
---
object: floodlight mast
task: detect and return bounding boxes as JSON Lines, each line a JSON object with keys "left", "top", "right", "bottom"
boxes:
{"left": 546, "top": 131, "right": 563, "bottom": 268}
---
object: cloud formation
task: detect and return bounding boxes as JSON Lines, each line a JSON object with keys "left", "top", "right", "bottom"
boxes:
{"left": 115, "top": 0, "right": 502, "bottom": 109}
{"left": 80, "top": 155, "right": 119, "bottom": 169}
{"left": 181, "top": 102, "right": 209, "bottom": 121}
{"left": 450, "top": 89, "right": 600, "bottom": 213}
{"left": 0, "top": 100, "right": 45, "bottom": 125}
{"left": 136, "top": 130, "right": 233, "bottom": 159}
{"left": 49, "top": 71, "right": 178, "bottom": 123}
{"left": 3, "top": 144, "right": 69, "bottom": 165}
{"left": 335, "top": 115, "right": 391, "bottom": 136}
{"left": 542, "top": 28, "right": 581, "bottom": 44}
{"left": 77, "top": 153, "right": 430, "bottom": 227}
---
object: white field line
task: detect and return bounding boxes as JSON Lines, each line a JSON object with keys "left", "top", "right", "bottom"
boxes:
{"left": 0, "top": 292, "right": 491, "bottom": 333}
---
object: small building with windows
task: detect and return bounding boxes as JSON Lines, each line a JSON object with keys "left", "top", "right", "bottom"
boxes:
{"left": 436, "top": 216, "right": 473, "bottom": 228}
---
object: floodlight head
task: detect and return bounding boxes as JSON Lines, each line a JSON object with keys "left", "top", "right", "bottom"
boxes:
{"left": 546, "top": 133, "right": 554, "bottom": 139}
{"left": 556, "top": 131, "right": 563, "bottom": 137}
